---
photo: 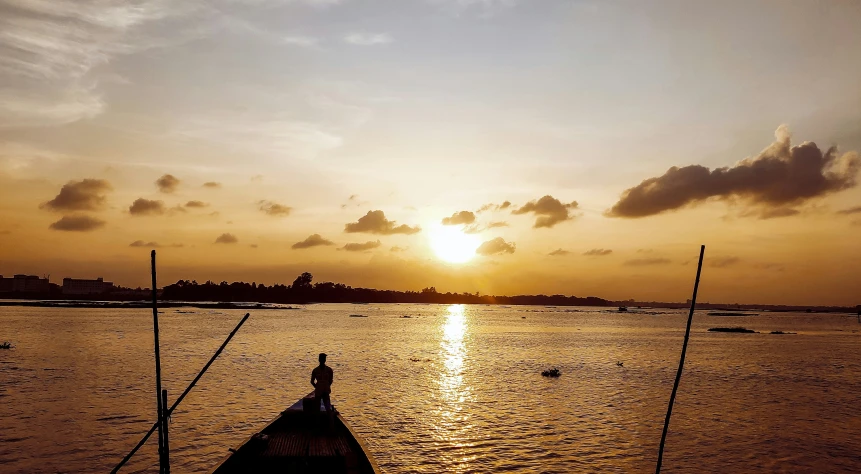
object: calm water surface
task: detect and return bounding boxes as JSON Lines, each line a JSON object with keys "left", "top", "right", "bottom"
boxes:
{"left": 2, "top": 304, "right": 860, "bottom": 473}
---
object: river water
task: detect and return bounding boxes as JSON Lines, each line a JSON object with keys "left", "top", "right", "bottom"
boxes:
{"left": 1, "top": 304, "right": 860, "bottom": 473}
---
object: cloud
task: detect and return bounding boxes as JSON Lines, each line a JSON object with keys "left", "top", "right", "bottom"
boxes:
{"left": 442, "top": 211, "right": 476, "bottom": 226}
{"left": 185, "top": 200, "right": 209, "bottom": 208}
{"left": 344, "top": 33, "right": 392, "bottom": 45}
{"left": 548, "top": 248, "right": 570, "bottom": 256}
{"left": 512, "top": 195, "right": 578, "bottom": 228}
{"left": 476, "top": 237, "right": 516, "bottom": 256}
{"left": 250, "top": 244, "right": 258, "bottom": 248}
{"left": 49, "top": 214, "right": 106, "bottom": 232}
{"left": 344, "top": 210, "right": 420, "bottom": 235}
{"left": 341, "top": 194, "right": 367, "bottom": 209}
{"left": 477, "top": 201, "right": 512, "bottom": 213}
{"left": 709, "top": 256, "right": 740, "bottom": 268}
{"left": 156, "top": 174, "right": 180, "bottom": 193}
{"left": 429, "top": 0, "right": 519, "bottom": 15}
{"left": 608, "top": 126, "right": 861, "bottom": 218}
{"left": 258, "top": 200, "right": 292, "bottom": 216}
{"left": 129, "top": 240, "right": 184, "bottom": 248}
{"left": 341, "top": 240, "right": 382, "bottom": 252}
{"left": 0, "top": 0, "right": 180, "bottom": 127}
{"left": 465, "top": 221, "right": 507, "bottom": 234}
{"left": 129, "top": 198, "right": 166, "bottom": 216}
{"left": 203, "top": 182, "right": 221, "bottom": 188}
{"left": 281, "top": 35, "right": 320, "bottom": 47}
{"left": 754, "top": 262, "right": 785, "bottom": 272}
{"left": 837, "top": 206, "right": 861, "bottom": 215}
{"left": 755, "top": 207, "right": 800, "bottom": 219}
{"left": 583, "top": 248, "right": 613, "bottom": 256}
{"left": 40, "top": 179, "right": 112, "bottom": 212}
{"left": 292, "top": 234, "right": 335, "bottom": 249}
{"left": 390, "top": 246, "right": 407, "bottom": 252}
{"left": 624, "top": 258, "right": 672, "bottom": 266}
{"left": 215, "top": 233, "right": 238, "bottom": 244}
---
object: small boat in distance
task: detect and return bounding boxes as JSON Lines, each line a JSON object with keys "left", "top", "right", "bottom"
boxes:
{"left": 618, "top": 306, "right": 628, "bottom": 312}
{"left": 212, "top": 393, "right": 380, "bottom": 474}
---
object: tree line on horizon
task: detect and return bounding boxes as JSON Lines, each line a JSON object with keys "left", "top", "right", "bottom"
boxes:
{"left": 160, "top": 272, "right": 610, "bottom": 306}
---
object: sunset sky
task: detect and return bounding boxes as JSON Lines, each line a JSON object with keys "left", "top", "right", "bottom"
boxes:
{"left": 1, "top": 0, "right": 860, "bottom": 305}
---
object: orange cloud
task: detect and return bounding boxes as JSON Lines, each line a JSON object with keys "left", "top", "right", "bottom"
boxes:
{"left": 341, "top": 240, "right": 381, "bottom": 251}
{"left": 477, "top": 237, "right": 515, "bottom": 256}
{"left": 344, "top": 210, "right": 420, "bottom": 235}
{"left": 608, "top": 126, "right": 861, "bottom": 218}
{"left": 129, "top": 198, "right": 166, "bottom": 216}
{"left": 477, "top": 201, "right": 512, "bottom": 213}
{"left": 40, "top": 179, "right": 112, "bottom": 212}
{"left": 130, "top": 241, "right": 183, "bottom": 248}
{"left": 512, "top": 195, "right": 578, "bottom": 228}
{"left": 837, "top": 206, "right": 861, "bottom": 215}
{"left": 258, "top": 200, "right": 292, "bottom": 216}
{"left": 156, "top": 174, "right": 180, "bottom": 193}
{"left": 292, "top": 234, "right": 335, "bottom": 249}
{"left": 215, "top": 233, "right": 238, "bottom": 244}
{"left": 185, "top": 200, "right": 209, "bottom": 208}
{"left": 709, "top": 256, "right": 740, "bottom": 268}
{"left": 49, "top": 215, "right": 106, "bottom": 232}
{"left": 202, "top": 182, "right": 221, "bottom": 188}
{"left": 465, "top": 221, "right": 509, "bottom": 234}
{"left": 583, "top": 248, "right": 612, "bottom": 256}
{"left": 442, "top": 210, "right": 476, "bottom": 225}
{"left": 548, "top": 248, "right": 570, "bottom": 256}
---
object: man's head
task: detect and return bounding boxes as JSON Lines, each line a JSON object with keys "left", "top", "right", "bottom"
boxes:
{"left": 319, "top": 353, "right": 327, "bottom": 364}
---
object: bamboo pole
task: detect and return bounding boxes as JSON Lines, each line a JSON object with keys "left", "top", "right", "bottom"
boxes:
{"left": 151, "top": 250, "right": 165, "bottom": 473}
{"left": 655, "top": 245, "right": 705, "bottom": 474}
{"left": 162, "top": 389, "right": 170, "bottom": 474}
{"left": 111, "top": 313, "right": 250, "bottom": 473}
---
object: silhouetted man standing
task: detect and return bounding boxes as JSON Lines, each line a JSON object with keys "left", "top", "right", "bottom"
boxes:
{"left": 311, "top": 353, "right": 334, "bottom": 428}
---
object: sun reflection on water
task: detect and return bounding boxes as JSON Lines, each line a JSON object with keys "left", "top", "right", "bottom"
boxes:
{"left": 434, "top": 304, "right": 476, "bottom": 470}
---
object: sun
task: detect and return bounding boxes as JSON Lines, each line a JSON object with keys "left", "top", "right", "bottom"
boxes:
{"left": 429, "top": 225, "right": 481, "bottom": 263}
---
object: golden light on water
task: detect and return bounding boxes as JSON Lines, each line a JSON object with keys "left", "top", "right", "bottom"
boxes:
{"left": 428, "top": 226, "right": 481, "bottom": 264}
{"left": 435, "top": 304, "right": 474, "bottom": 469}
{"left": 441, "top": 305, "right": 467, "bottom": 396}
{"left": 439, "top": 304, "right": 469, "bottom": 413}
{"left": 443, "top": 304, "right": 467, "bottom": 343}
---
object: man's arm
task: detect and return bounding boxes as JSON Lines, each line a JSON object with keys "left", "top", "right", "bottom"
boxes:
{"left": 310, "top": 369, "right": 317, "bottom": 388}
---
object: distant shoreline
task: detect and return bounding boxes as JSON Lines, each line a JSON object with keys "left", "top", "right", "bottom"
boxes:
{"left": 0, "top": 298, "right": 856, "bottom": 314}
{"left": 0, "top": 300, "right": 300, "bottom": 310}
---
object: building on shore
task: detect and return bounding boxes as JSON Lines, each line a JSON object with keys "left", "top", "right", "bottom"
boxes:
{"left": 0, "top": 274, "right": 51, "bottom": 293}
{"left": 62, "top": 277, "right": 114, "bottom": 295}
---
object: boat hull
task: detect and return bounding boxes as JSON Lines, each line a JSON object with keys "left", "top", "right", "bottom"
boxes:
{"left": 211, "top": 393, "right": 380, "bottom": 474}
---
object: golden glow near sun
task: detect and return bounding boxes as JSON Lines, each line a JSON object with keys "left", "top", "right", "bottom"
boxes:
{"left": 428, "top": 225, "right": 481, "bottom": 263}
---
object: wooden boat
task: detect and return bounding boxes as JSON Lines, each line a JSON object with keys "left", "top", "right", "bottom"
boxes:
{"left": 212, "top": 393, "right": 380, "bottom": 474}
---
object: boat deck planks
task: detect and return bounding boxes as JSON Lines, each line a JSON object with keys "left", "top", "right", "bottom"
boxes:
{"left": 211, "top": 393, "right": 379, "bottom": 474}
